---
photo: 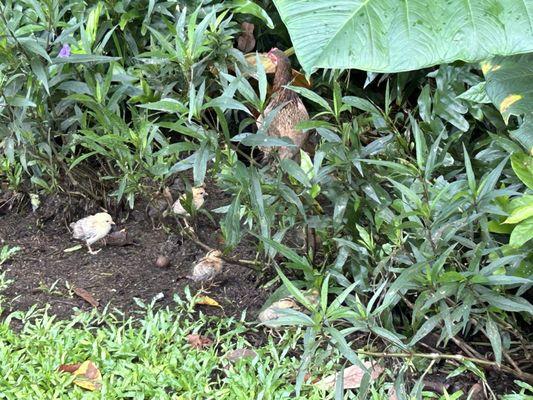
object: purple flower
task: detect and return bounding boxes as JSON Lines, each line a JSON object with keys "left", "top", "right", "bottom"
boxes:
{"left": 58, "top": 44, "right": 71, "bottom": 58}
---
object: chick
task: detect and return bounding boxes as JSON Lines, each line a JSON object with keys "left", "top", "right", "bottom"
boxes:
{"left": 258, "top": 298, "right": 300, "bottom": 324}
{"left": 172, "top": 187, "right": 207, "bottom": 217}
{"left": 70, "top": 212, "right": 115, "bottom": 254}
{"left": 188, "top": 250, "right": 223, "bottom": 285}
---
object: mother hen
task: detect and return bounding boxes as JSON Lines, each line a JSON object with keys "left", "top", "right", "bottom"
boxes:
{"left": 257, "top": 48, "right": 309, "bottom": 161}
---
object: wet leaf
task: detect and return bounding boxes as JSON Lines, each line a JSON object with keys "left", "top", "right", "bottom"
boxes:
{"left": 316, "top": 362, "right": 384, "bottom": 390}
{"left": 73, "top": 287, "right": 99, "bottom": 308}
{"left": 187, "top": 334, "right": 213, "bottom": 349}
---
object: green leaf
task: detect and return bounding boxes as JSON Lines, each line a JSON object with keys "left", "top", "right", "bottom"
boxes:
{"left": 204, "top": 96, "right": 251, "bottom": 115}
{"left": 411, "top": 116, "right": 426, "bottom": 171}
{"left": 273, "top": 0, "right": 533, "bottom": 74}
{"left": 342, "top": 96, "right": 380, "bottom": 115}
{"left": 409, "top": 315, "right": 441, "bottom": 346}
{"left": 138, "top": 98, "right": 188, "bottom": 113}
{"left": 503, "top": 204, "right": 533, "bottom": 224}
{"left": 480, "top": 293, "right": 533, "bottom": 313}
{"left": 463, "top": 144, "right": 476, "bottom": 194}
{"left": 225, "top": 0, "right": 274, "bottom": 29}
{"left": 477, "top": 157, "right": 508, "bottom": 200}
{"left": 326, "top": 327, "right": 368, "bottom": 372}
{"left": 280, "top": 159, "right": 311, "bottom": 186}
{"left": 256, "top": 235, "right": 312, "bottom": 271}
{"left": 234, "top": 133, "right": 295, "bottom": 148}
{"left": 30, "top": 59, "right": 49, "bottom": 95}
{"left": 457, "top": 82, "right": 491, "bottom": 104}
{"left": 274, "top": 265, "right": 315, "bottom": 311}
{"left": 484, "top": 54, "right": 533, "bottom": 153}
{"left": 52, "top": 55, "right": 121, "bottom": 64}
{"left": 370, "top": 326, "right": 406, "bottom": 350}
{"left": 509, "top": 218, "right": 533, "bottom": 248}
{"left": 511, "top": 152, "right": 533, "bottom": 189}
{"left": 285, "top": 86, "right": 332, "bottom": 112}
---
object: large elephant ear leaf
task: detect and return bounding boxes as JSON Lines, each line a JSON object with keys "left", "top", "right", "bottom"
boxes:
{"left": 272, "top": 0, "right": 533, "bottom": 74}
{"left": 483, "top": 54, "right": 533, "bottom": 154}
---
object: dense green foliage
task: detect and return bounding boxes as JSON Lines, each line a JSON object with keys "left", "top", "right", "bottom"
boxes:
{"left": 0, "top": 293, "right": 337, "bottom": 399}
{"left": 1, "top": 0, "right": 532, "bottom": 397}
{"left": 273, "top": 0, "right": 533, "bottom": 74}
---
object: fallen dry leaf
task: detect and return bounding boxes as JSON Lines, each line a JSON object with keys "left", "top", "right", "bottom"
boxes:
{"left": 195, "top": 295, "right": 222, "bottom": 308}
{"left": 225, "top": 348, "right": 257, "bottom": 362}
{"left": 316, "top": 362, "right": 384, "bottom": 390}
{"left": 59, "top": 360, "right": 102, "bottom": 391}
{"left": 187, "top": 334, "right": 213, "bottom": 349}
{"left": 73, "top": 287, "right": 99, "bottom": 308}
{"left": 58, "top": 363, "right": 81, "bottom": 373}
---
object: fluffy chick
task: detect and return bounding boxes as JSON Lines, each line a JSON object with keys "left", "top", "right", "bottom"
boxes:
{"left": 70, "top": 212, "right": 115, "bottom": 254}
{"left": 172, "top": 187, "right": 207, "bottom": 217}
{"left": 188, "top": 250, "right": 223, "bottom": 285}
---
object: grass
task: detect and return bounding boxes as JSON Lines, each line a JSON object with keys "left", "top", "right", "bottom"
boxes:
{"left": 0, "top": 291, "right": 338, "bottom": 399}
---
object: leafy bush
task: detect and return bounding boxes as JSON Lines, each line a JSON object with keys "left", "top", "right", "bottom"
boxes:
{"left": 1, "top": 0, "right": 532, "bottom": 397}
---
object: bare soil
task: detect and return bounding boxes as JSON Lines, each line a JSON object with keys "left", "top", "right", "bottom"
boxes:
{"left": 0, "top": 186, "right": 270, "bottom": 321}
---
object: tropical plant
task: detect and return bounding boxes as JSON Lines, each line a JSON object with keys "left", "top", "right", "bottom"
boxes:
{"left": 272, "top": 0, "right": 533, "bottom": 74}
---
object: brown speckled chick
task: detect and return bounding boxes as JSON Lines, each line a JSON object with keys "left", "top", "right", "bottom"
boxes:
{"left": 70, "top": 212, "right": 115, "bottom": 254}
{"left": 188, "top": 250, "right": 223, "bottom": 285}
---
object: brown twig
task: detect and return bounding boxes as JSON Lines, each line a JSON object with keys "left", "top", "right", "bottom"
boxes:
{"left": 180, "top": 227, "right": 263, "bottom": 271}
{"left": 356, "top": 350, "right": 533, "bottom": 384}
{"left": 402, "top": 295, "right": 532, "bottom": 383}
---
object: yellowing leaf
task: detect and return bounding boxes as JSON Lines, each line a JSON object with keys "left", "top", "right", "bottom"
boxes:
{"left": 73, "top": 361, "right": 102, "bottom": 391}
{"left": 195, "top": 295, "right": 222, "bottom": 308}
{"left": 59, "top": 360, "right": 102, "bottom": 391}
{"left": 481, "top": 61, "right": 493, "bottom": 75}
{"left": 499, "top": 94, "right": 522, "bottom": 113}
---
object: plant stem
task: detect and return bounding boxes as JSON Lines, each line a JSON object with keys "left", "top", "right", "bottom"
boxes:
{"left": 356, "top": 350, "right": 533, "bottom": 384}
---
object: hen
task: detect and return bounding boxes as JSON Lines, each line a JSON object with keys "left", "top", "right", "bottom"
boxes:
{"left": 257, "top": 48, "right": 309, "bottom": 161}
{"left": 70, "top": 212, "right": 115, "bottom": 254}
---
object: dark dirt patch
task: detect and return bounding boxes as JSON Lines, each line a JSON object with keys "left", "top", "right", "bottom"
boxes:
{"left": 0, "top": 186, "right": 270, "bottom": 321}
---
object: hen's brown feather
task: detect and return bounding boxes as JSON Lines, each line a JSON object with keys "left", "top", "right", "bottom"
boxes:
{"left": 257, "top": 49, "right": 309, "bottom": 161}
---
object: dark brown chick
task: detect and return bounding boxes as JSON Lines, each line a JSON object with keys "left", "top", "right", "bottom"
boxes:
{"left": 257, "top": 48, "right": 309, "bottom": 161}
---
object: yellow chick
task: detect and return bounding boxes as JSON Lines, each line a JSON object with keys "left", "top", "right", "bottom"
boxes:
{"left": 172, "top": 187, "right": 207, "bottom": 217}
{"left": 70, "top": 212, "right": 115, "bottom": 254}
{"left": 188, "top": 250, "right": 223, "bottom": 284}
